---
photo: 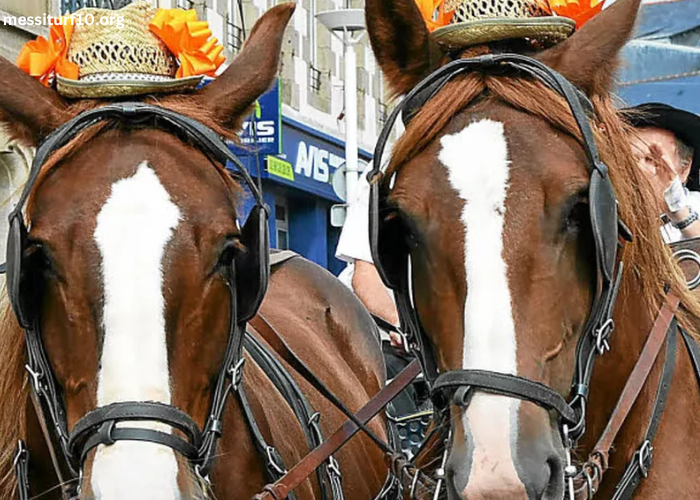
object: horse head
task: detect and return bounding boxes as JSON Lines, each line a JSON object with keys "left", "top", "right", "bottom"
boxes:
{"left": 0, "top": 4, "right": 293, "bottom": 500}
{"left": 366, "top": 0, "right": 700, "bottom": 498}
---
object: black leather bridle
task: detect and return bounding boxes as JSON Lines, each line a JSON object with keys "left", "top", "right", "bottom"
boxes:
{"left": 6, "top": 102, "right": 271, "bottom": 499}
{"left": 367, "top": 53, "right": 630, "bottom": 483}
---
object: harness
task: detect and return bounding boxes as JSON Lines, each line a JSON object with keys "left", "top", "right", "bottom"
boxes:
{"left": 8, "top": 102, "right": 274, "bottom": 499}
{"left": 365, "top": 53, "right": 700, "bottom": 499}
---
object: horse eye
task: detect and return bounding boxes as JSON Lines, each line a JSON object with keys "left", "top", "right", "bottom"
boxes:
{"left": 562, "top": 200, "right": 590, "bottom": 234}
{"left": 216, "top": 238, "right": 243, "bottom": 270}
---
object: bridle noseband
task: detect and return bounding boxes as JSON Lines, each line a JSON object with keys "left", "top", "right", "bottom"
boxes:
{"left": 7, "top": 102, "right": 270, "bottom": 497}
{"left": 368, "top": 53, "right": 628, "bottom": 478}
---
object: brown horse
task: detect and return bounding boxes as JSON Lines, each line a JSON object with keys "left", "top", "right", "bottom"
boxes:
{"left": 0, "top": 4, "right": 388, "bottom": 500}
{"left": 366, "top": 0, "right": 700, "bottom": 498}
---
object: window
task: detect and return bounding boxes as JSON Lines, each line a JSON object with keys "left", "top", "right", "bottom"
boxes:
{"left": 275, "top": 199, "right": 290, "bottom": 250}
{"left": 61, "top": 0, "right": 132, "bottom": 14}
{"left": 308, "top": 0, "right": 321, "bottom": 93}
{"left": 309, "top": 66, "right": 322, "bottom": 93}
{"left": 227, "top": 0, "right": 244, "bottom": 53}
{"left": 378, "top": 100, "right": 388, "bottom": 127}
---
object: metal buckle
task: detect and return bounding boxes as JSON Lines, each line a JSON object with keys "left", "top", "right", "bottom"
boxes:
{"left": 194, "top": 464, "right": 211, "bottom": 485}
{"left": 229, "top": 358, "right": 246, "bottom": 390}
{"left": 432, "top": 430, "right": 450, "bottom": 500}
{"left": 25, "top": 364, "right": 44, "bottom": 394}
{"left": 562, "top": 425, "right": 576, "bottom": 500}
{"left": 266, "top": 446, "right": 287, "bottom": 476}
{"left": 638, "top": 440, "right": 653, "bottom": 478}
{"left": 13, "top": 440, "right": 27, "bottom": 468}
{"left": 398, "top": 329, "right": 412, "bottom": 354}
{"left": 327, "top": 455, "right": 342, "bottom": 478}
{"left": 595, "top": 318, "right": 615, "bottom": 354}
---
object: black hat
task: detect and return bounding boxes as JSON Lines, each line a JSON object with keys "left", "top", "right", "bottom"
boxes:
{"left": 623, "top": 103, "right": 700, "bottom": 191}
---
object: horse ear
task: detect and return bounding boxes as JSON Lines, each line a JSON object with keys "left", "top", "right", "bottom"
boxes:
{"left": 366, "top": 0, "right": 444, "bottom": 96}
{"left": 196, "top": 2, "right": 295, "bottom": 129}
{"left": 0, "top": 56, "right": 68, "bottom": 146}
{"left": 537, "top": 0, "right": 642, "bottom": 96}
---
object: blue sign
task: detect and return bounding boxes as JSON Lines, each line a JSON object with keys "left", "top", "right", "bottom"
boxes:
{"left": 230, "top": 80, "right": 281, "bottom": 156}
{"left": 259, "top": 117, "right": 373, "bottom": 201}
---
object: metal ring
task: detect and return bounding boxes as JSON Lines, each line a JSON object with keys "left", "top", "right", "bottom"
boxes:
{"left": 409, "top": 469, "right": 420, "bottom": 500}
{"left": 672, "top": 248, "right": 700, "bottom": 290}
{"left": 583, "top": 467, "right": 595, "bottom": 498}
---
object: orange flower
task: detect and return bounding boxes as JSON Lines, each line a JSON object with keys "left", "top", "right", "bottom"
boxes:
{"left": 548, "top": 0, "right": 604, "bottom": 29}
{"left": 17, "top": 18, "right": 79, "bottom": 86}
{"left": 415, "top": 0, "right": 455, "bottom": 32}
{"left": 149, "top": 9, "right": 226, "bottom": 78}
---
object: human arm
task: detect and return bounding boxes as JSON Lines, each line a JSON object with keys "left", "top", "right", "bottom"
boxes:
{"left": 352, "top": 259, "right": 403, "bottom": 347}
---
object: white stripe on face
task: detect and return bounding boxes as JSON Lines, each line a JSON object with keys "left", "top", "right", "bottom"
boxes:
{"left": 92, "top": 163, "right": 182, "bottom": 500}
{"left": 439, "top": 120, "right": 526, "bottom": 494}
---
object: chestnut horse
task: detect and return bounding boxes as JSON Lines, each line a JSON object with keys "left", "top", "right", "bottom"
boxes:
{"left": 0, "top": 5, "right": 388, "bottom": 500}
{"left": 366, "top": 0, "right": 700, "bottom": 498}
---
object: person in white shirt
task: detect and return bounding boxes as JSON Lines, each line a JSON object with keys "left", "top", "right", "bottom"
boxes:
{"left": 336, "top": 166, "right": 425, "bottom": 417}
{"left": 626, "top": 103, "right": 700, "bottom": 243}
{"left": 336, "top": 168, "right": 403, "bottom": 347}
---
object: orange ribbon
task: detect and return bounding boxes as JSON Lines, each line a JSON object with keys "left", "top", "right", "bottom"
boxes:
{"left": 548, "top": 0, "right": 604, "bottom": 29}
{"left": 415, "top": 0, "right": 603, "bottom": 33}
{"left": 415, "top": 0, "right": 455, "bottom": 32}
{"left": 149, "top": 9, "right": 226, "bottom": 78}
{"left": 17, "top": 18, "right": 79, "bottom": 86}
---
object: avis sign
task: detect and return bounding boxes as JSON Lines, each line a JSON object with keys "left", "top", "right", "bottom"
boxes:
{"left": 281, "top": 119, "right": 372, "bottom": 201}
{"left": 231, "top": 80, "right": 281, "bottom": 156}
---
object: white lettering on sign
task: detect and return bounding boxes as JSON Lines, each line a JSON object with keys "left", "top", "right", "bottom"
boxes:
{"left": 294, "top": 141, "right": 346, "bottom": 183}
{"left": 240, "top": 120, "right": 276, "bottom": 144}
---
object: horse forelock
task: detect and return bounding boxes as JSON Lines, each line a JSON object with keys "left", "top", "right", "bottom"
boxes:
{"left": 386, "top": 72, "right": 700, "bottom": 338}
{"left": 23, "top": 95, "right": 244, "bottom": 219}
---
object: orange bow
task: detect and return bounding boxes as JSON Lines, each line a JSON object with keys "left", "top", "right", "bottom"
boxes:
{"left": 415, "top": 0, "right": 455, "bottom": 32}
{"left": 17, "top": 19, "right": 79, "bottom": 86}
{"left": 149, "top": 9, "right": 226, "bottom": 78}
{"left": 548, "top": 0, "right": 604, "bottom": 29}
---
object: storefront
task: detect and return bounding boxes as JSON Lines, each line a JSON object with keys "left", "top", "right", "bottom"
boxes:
{"left": 232, "top": 80, "right": 372, "bottom": 275}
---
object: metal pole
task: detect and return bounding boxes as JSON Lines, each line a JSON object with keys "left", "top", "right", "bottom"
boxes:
{"left": 344, "top": 31, "right": 359, "bottom": 204}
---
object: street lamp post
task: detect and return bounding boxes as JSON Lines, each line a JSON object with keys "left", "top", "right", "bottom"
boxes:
{"left": 316, "top": 9, "right": 365, "bottom": 205}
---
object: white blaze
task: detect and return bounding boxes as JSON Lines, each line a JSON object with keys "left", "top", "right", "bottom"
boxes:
{"left": 92, "top": 163, "right": 182, "bottom": 500}
{"left": 439, "top": 120, "right": 525, "bottom": 493}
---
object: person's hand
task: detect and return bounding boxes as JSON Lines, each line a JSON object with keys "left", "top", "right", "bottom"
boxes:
{"left": 389, "top": 331, "right": 404, "bottom": 348}
{"left": 648, "top": 144, "right": 677, "bottom": 195}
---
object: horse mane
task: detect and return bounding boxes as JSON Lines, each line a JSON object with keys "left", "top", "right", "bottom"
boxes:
{"left": 386, "top": 72, "right": 700, "bottom": 334}
{"left": 0, "top": 290, "right": 28, "bottom": 499}
{"left": 0, "top": 93, "right": 250, "bottom": 498}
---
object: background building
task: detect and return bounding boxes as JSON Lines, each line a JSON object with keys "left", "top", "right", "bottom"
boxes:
{"left": 618, "top": 0, "right": 700, "bottom": 111}
{"left": 0, "top": 0, "right": 393, "bottom": 275}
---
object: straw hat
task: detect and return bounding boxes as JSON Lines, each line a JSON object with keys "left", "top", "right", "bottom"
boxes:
{"left": 17, "top": 1, "right": 225, "bottom": 99}
{"left": 417, "top": 0, "right": 603, "bottom": 51}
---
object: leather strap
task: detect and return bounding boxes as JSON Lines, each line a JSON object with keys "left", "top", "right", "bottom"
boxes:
{"left": 432, "top": 370, "right": 578, "bottom": 424}
{"left": 251, "top": 360, "right": 421, "bottom": 500}
{"left": 573, "top": 292, "right": 680, "bottom": 499}
{"left": 249, "top": 314, "right": 394, "bottom": 455}
{"left": 13, "top": 441, "right": 30, "bottom": 500}
{"left": 244, "top": 331, "right": 342, "bottom": 500}
{"left": 610, "top": 319, "right": 678, "bottom": 500}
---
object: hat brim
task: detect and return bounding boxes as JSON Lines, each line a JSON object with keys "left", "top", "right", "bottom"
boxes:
{"left": 433, "top": 17, "right": 576, "bottom": 50}
{"left": 623, "top": 103, "right": 700, "bottom": 192}
{"left": 56, "top": 74, "right": 203, "bottom": 99}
